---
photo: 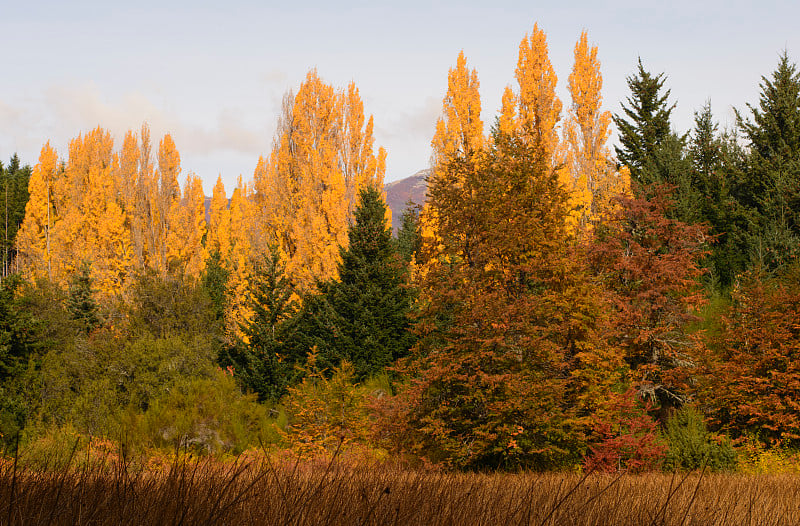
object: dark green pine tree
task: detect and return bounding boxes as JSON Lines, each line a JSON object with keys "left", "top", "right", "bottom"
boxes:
{"left": 686, "top": 103, "right": 750, "bottom": 287}
{"left": 735, "top": 52, "right": 800, "bottom": 271}
{"left": 66, "top": 261, "right": 102, "bottom": 333}
{"left": 0, "top": 155, "right": 32, "bottom": 277}
{"left": 395, "top": 202, "right": 422, "bottom": 263}
{"left": 294, "top": 186, "right": 416, "bottom": 380}
{"left": 225, "top": 247, "right": 300, "bottom": 402}
{"left": 614, "top": 59, "right": 678, "bottom": 185}
{"left": 202, "top": 249, "right": 229, "bottom": 323}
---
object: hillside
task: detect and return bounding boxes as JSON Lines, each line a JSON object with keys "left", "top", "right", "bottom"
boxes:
{"left": 384, "top": 169, "right": 429, "bottom": 232}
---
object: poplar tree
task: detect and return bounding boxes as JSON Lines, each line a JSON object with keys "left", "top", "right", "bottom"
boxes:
{"left": 563, "top": 31, "right": 629, "bottom": 227}
{"left": 254, "top": 70, "right": 386, "bottom": 294}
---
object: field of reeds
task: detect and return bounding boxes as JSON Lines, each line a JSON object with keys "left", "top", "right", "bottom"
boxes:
{"left": 3, "top": 448, "right": 800, "bottom": 526}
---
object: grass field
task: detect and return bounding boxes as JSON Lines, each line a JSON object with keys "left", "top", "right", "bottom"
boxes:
{"left": 3, "top": 451, "right": 800, "bottom": 526}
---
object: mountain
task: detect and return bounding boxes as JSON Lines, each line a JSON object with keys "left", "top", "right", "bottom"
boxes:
{"left": 384, "top": 169, "right": 429, "bottom": 233}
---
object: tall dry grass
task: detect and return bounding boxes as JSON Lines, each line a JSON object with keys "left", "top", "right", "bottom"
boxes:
{"left": 2, "top": 449, "right": 800, "bottom": 525}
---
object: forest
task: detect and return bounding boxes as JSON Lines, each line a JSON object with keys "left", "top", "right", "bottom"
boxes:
{"left": 3, "top": 22, "right": 800, "bottom": 508}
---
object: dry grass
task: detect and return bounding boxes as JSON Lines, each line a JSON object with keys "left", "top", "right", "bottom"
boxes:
{"left": 2, "top": 450, "right": 800, "bottom": 525}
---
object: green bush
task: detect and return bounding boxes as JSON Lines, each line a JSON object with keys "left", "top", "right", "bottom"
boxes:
{"left": 663, "top": 405, "right": 736, "bottom": 471}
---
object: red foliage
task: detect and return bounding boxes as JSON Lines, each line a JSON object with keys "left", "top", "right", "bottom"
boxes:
{"left": 699, "top": 264, "right": 800, "bottom": 446}
{"left": 584, "top": 389, "right": 667, "bottom": 474}
{"left": 589, "top": 185, "right": 709, "bottom": 415}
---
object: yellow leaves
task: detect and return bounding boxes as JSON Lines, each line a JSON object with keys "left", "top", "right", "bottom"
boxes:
{"left": 16, "top": 142, "right": 60, "bottom": 280}
{"left": 17, "top": 126, "right": 214, "bottom": 300}
{"left": 563, "top": 30, "right": 630, "bottom": 230}
{"left": 431, "top": 50, "right": 484, "bottom": 168}
{"left": 254, "top": 69, "right": 386, "bottom": 295}
{"left": 514, "top": 23, "right": 562, "bottom": 166}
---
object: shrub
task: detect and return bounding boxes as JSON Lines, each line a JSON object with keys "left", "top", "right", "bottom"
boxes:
{"left": 662, "top": 405, "right": 736, "bottom": 471}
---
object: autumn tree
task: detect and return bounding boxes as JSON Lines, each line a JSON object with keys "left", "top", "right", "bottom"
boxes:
{"left": 589, "top": 185, "right": 709, "bottom": 418}
{"left": 563, "top": 31, "right": 629, "bottom": 227}
{"left": 392, "top": 128, "right": 624, "bottom": 469}
{"left": 16, "top": 143, "right": 60, "bottom": 281}
{"left": 698, "top": 263, "right": 800, "bottom": 446}
{"left": 254, "top": 70, "right": 386, "bottom": 294}
{"left": 419, "top": 51, "right": 483, "bottom": 268}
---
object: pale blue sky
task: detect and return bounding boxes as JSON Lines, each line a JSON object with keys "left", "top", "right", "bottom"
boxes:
{"left": 3, "top": 1, "right": 799, "bottom": 193}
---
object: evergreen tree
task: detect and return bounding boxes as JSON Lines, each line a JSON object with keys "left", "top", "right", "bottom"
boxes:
{"left": 735, "top": 52, "right": 800, "bottom": 272}
{"left": 201, "top": 249, "right": 229, "bottom": 323}
{"left": 225, "top": 247, "right": 299, "bottom": 402}
{"left": 293, "top": 186, "right": 415, "bottom": 380}
{"left": 613, "top": 59, "right": 678, "bottom": 186}
{"left": 66, "top": 261, "right": 101, "bottom": 333}
{"left": 395, "top": 202, "right": 422, "bottom": 263}
{"left": 0, "top": 155, "right": 32, "bottom": 277}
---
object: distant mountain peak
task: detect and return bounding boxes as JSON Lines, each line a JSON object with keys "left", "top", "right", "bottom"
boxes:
{"left": 384, "top": 169, "right": 429, "bottom": 233}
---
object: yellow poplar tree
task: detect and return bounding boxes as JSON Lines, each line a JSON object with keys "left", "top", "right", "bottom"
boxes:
{"left": 513, "top": 23, "right": 563, "bottom": 168}
{"left": 564, "top": 31, "right": 629, "bottom": 228}
{"left": 254, "top": 70, "right": 386, "bottom": 294}
{"left": 16, "top": 142, "right": 60, "bottom": 280}
{"left": 225, "top": 176, "right": 255, "bottom": 336}
{"left": 149, "top": 134, "right": 181, "bottom": 276}
{"left": 421, "top": 50, "right": 484, "bottom": 265}
{"left": 51, "top": 127, "right": 132, "bottom": 297}
{"left": 207, "top": 175, "right": 231, "bottom": 259}
{"left": 167, "top": 173, "right": 207, "bottom": 278}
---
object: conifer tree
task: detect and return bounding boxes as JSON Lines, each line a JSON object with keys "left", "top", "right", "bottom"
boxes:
{"left": 226, "top": 247, "right": 299, "bottom": 402}
{"left": 67, "top": 261, "right": 101, "bottom": 333}
{"left": 736, "top": 52, "right": 800, "bottom": 271}
{"left": 0, "top": 155, "right": 32, "bottom": 277}
{"left": 396, "top": 203, "right": 422, "bottom": 263}
{"left": 613, "top": 59, "right": 676, "bottom": 184}
{"left": 294, "top": 186, "right": 415, "bottom": 380}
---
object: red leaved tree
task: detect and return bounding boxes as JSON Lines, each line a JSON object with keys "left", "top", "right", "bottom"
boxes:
{"left": 699, "top": 263, "right": 800, "bottom": 446}
{"left": 589, "top": 185, "right": 709, "bottom": 419}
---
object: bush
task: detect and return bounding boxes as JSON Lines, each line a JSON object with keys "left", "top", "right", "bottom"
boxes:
{"left": 662, "top": 406, "right": 736, "bottom": 471}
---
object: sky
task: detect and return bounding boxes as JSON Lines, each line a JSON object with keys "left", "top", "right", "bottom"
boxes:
{"left": 3, "top": 1, "right": 800, "bottom": 195}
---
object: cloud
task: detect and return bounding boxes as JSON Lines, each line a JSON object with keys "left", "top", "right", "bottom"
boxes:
{"left": 40, "top": 82, "right": 265, "bottom": 157}
{"left": 375, "top": 95, "right": 440, "bottom": 141}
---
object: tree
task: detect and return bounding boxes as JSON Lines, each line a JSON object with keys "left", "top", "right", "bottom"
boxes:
{"left": 16, "top": 143, "right": 60, "bottom": 281}
{"left": 589, "top": 185, "right": 709, "bottom": 418}
{"left": 0, "top": 155, "right": 32, "bottom": 277}
{"left": 225, "top": 247, "right": 299, "bottom": 402}
{"left": 735, "top": 52, "right": 800, "bottom": 272}
{"left": 293, "top": 186, "right": 415, "bottom": 380}
{"left": 253, "top": 70, "right": 386, "bottom": 294}
{"left": 420, "top": 51, "right": 484, "bottom": 269}
{"left": 686, "top": 104, "right": 751, "bottom": 287}
{"left": 392, "top": 131, "right": 623, "bottom": 469}
{"left": 396, "top": 202, "right": 422, "bottom": 263}
{"left": 613, "top": 59, "right": 678, "bottom": 185}
{"left": 66, "top": 261, "right": 101, "bottom": 333}
{"left": 699, "top": 263, "right": 800, "bottom": 447}
{"left": 563, "top": 31, "right": 629, "bottom": 228}
{"left": 513, "top": 23, "right": 562, "bottom": 167}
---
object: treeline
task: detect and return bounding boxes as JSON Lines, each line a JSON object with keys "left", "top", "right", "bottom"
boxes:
{"left": 3, "top": 24, "right": 800, "bottom": 473}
